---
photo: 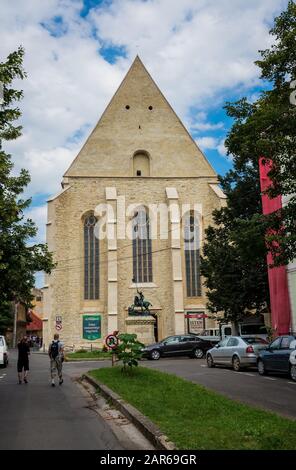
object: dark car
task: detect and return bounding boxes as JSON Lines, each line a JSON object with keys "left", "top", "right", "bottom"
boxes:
{"left": 257, "top": 335, "right": 296, "bottom": 381}
{"left": 142, "top": 334, "right": 214, "bottom": 360}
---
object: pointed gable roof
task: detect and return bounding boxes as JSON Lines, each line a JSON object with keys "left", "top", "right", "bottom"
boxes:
{"left": 64, "top": 56, "right": 216, "bottom": 178}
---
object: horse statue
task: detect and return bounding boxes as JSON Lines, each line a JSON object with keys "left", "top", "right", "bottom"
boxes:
{"left": 128, "top": 289, "right": 152, "bottom": 315}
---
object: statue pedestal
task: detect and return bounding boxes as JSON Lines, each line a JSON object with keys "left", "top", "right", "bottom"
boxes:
{"left": 125, "top": 315, "right": 156, "bottom": 345}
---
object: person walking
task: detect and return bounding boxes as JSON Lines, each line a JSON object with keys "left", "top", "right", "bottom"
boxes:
{"left": 48, "top": 333, "right": 64, "bottom": 387}
{"left": 17, "top": 336, "right": 30, "bottom": 384}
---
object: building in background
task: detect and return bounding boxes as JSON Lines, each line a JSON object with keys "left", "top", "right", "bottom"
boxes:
{"left": 43, "top": 57, "right": 226, "bottom": 350}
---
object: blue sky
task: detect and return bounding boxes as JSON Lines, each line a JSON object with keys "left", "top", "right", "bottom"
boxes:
{"left": 0, "top": 0, "right": 289, "bottom": 285}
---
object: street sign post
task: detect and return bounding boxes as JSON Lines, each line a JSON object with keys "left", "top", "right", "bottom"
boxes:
{"left": 105, "top": 331, "right": 119, "bottom": 366}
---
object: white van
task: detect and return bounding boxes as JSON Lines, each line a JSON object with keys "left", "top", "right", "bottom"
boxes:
{"left": 0, "top": 336, "right": 9, "bottom": 367}
{"left": 198, "top": 322, "right": 268, "bottom": 343}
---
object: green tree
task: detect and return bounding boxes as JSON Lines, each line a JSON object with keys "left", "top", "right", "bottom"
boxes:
{"left": 201, "top": 2, "right": 296, "bottom": 328}
{"left": 115, "top": 333, "right": 144, "bottom": 373}
{"left": 201, "top": 167, "right": 270, "bottom": 330}
{"left": 225, "top": 0, "right": 296, "bottom": 265}
{"left": 0, "top": 47, "right": 54, "bottom": 334}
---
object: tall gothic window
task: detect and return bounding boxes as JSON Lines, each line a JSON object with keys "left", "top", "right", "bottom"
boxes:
{"left": 84, "top": 214, "right": 99, "bottom": 299}
{"left": 184, "top": 212, "right": 201, "bottom": 297}
{"left": 132, "top": 208, "right": 152, "bottom": 283}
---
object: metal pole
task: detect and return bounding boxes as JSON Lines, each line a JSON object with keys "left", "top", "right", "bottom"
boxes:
{"left": 13, "top": 302, "right": 18, "bottom": 348}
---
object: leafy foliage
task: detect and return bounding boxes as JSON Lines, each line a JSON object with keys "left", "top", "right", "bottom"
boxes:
{"left": 224, "top": 0, "right": 296, "bottom": 265}
{"left": 201, "top": 168, "right": 270, "bottom": 326}
{"left": 115, "top": 333, "right": 144, "bottom": 373}
{"left": 201, "top": 2, "right": 296, "bottom": 326}
{"left": 0, "top": 47, "right": 54, "bottom": 333}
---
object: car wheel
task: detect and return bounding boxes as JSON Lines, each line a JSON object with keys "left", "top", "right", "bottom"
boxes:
{"left": 257, "top": 359, "right": 267, "bottom": 376}
{"left": 290, "top": 364, "right": 296, "bottom": 382}
{"left": 150, "top": 349, "right": 160, "bottom": 361}
{"left": 232, "top": 355, "right": 241, "bottom": 372}
{"left": 207, "top": 354, "right": 214, "bottom": 368}
{"left": 193, "top": 348, "right": 204, "bottom": 359}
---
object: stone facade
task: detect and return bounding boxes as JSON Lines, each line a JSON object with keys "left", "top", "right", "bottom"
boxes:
{"left": 43, "top": 57, "right": 226, "bottom": 350}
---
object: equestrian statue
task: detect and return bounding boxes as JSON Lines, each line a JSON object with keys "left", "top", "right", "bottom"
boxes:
{"left": 128, "top": 288, "right": 152, "bottom": 316}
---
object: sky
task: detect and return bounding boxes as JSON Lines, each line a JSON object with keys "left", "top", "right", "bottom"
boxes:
{"left": 0, "top": 0, "right": 290, "bottom": 286}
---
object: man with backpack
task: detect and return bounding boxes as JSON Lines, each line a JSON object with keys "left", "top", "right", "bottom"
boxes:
{"left": 48, "top": 333, "right": 64, "bottom": 387}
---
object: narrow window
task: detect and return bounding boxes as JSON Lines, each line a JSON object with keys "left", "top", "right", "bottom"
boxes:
{"left": 132, "top": 208, "right": 152, "bottom": 283}
{"left": 184, "top": 212, "right": 201, "bottom": 297}
{"left": 84, "top": 215, "right": 99, "bottom": 299}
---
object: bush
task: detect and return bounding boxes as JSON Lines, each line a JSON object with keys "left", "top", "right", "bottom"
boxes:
{"left": 115, "top": 333, "right": 144, "bottom": 373}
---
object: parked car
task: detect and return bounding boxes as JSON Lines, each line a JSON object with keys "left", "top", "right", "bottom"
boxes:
{"left": 206, "top": 336, "right": 268, "bottom": 371}
{"left": 141, "top": 334, "right": 214, "bottom": 360}
{"left": 0, "top": 335, "right": 9, "bottom": 368}
{"left": 257, "top": 335, "right": 296, "bottom": 381}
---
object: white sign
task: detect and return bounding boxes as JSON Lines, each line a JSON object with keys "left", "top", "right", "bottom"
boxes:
{"left": 55, "top": 315, "right": 62, "bottom": 331}
{"left": 188, "top": 318, "right": 204, "bottom": 334}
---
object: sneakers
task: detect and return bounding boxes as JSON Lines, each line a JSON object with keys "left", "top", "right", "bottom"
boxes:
{"left": 59, "top": 378, "right": 63, "bottom": 385}
{"left": 51, "top": 380, "right": 55, "bottom": 387}
{"left": 24, "top": 378, "right": 28, "bottom": 384}
{"left": 18, "top": 380, "right": 22, "bottom": 384}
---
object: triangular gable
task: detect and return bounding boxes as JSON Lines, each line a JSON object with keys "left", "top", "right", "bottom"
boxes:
{"left": 64, "top": 56, "right": 216, "bottom": 178}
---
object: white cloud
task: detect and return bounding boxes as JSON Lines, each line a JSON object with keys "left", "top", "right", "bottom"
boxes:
{"left": 0, "top": 0, "right": 289, "bottom": 246}
{"left": 189, "top": 111, "right": 224, "bottom": 132}
{"left": 196, "top": 136, "right": 218, "bottom": 151}
{"left": 25, "top": 204, "right": 48, "bottom": 244}
{"left": 196, "top": 136, "right": 230, "bottom": 159}
{"left": 216, "top": 139, "right": 228, "bottom": 158}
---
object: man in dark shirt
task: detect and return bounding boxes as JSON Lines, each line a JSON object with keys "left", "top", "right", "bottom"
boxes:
{"left": 17, "top": 336, "right": 30, "bottom": 384}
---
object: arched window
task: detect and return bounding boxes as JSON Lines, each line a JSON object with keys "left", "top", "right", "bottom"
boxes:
{"left": 132, "top": 207, "right": 152, "bottom": 282}
{"left": 84, "top": 214, "right": 99, "bottom": 299}
{"left": 133, "top": 151, "right": 150, "bottom": 177}
{"left": 184, "top": 212, "right": 201, "bottom": 297}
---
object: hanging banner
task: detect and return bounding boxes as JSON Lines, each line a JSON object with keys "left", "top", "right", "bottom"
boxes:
{"left": 83, "top": 315, "right": 101, "bottom": 340}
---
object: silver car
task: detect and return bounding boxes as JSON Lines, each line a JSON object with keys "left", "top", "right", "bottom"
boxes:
{"left": 206, "top": 336, "right": 268, "bottom": 371}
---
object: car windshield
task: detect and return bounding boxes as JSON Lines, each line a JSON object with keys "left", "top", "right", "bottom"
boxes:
{"left": 244, "top": 337, "right": 268, "bottom": 344}
{"left": 0, "top": 337, "right": 4, "bottom": 346}
{"left": 240, "top": 325, "right": 267, "bottom": 335}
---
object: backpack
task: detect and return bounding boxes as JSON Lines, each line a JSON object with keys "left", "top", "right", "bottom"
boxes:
{"left": 50, "top": 340, "right": 59, "bottom": 359}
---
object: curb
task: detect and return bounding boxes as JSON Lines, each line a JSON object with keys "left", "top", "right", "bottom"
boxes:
{"left": 83, "top": 373, "right": 176, "bottom": 450}
{"left": 65, "top": 357, "right": 111, "bottom": 362}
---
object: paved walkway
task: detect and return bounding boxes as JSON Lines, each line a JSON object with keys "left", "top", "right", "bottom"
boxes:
{"left": 0, "top": 351, "right": 122, "bottom": 450}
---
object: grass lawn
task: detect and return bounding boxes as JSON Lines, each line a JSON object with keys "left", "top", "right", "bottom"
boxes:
{"left": 66, "top": 350, "right": 111, "bottom": 360}
{"left": 89, "top": 366, "right": 296, "bottom": 450}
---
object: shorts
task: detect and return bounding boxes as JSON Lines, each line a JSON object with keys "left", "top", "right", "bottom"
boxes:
{"left": 17, "top": 359, "right": 29, "bottom": 372}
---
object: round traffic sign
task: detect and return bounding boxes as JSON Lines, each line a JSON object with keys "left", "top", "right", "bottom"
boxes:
{"left": 105, "top": 334, "right": 118, "bottom": 349}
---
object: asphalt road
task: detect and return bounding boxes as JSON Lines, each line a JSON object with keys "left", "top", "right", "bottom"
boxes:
{"left": 0, "top": 351, "right": 122, "bottom": 450}
{"left": 142, "top": 357, "right": 296, "bottom": 419}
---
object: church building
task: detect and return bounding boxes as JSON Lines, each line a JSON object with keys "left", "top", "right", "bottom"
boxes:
{"left": 42, "top": 57, "right": 226, "bottom": 350}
